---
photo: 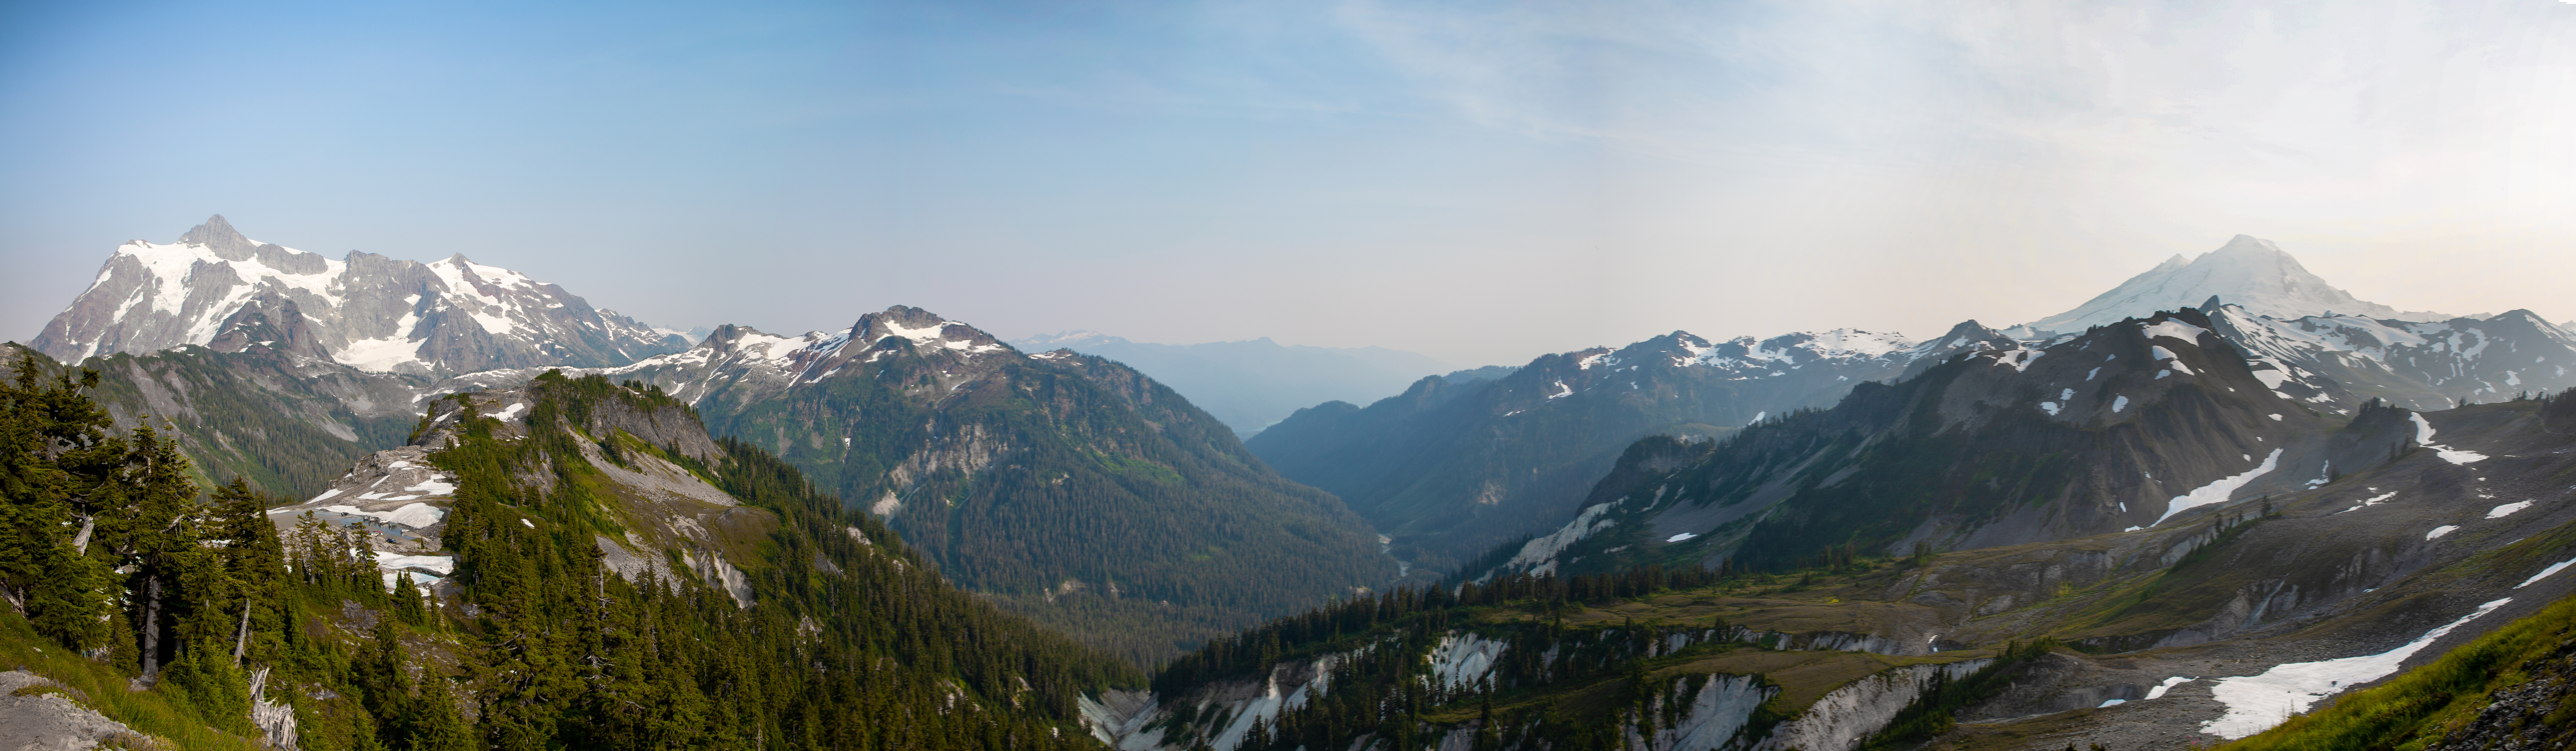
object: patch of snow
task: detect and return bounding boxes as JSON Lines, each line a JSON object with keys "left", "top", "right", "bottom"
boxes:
{"left": 2099, "top": 699, "right": 2127, "bottom": 708}
{"left": 1666, "top": 532, "right": 1698, "bottom": 543}
{"left": 334, "top": 305, "right": 425, "bottom": 372}
{"left": 2201, "top": 598, "right": 2513, "bottom": 739}
{"left": 2086, "top": 367, "right": 2100, "bottom": 381}
{"left": 403, "top": 479, "right": 457, "bottom": 495}
{"left": 2150, "top": 449, "right": 2281, "bottom": 526}
{"left": 318, "top": 503, "right": 445, "bottom": 528}
{"left": 2112, "top": 395, "right": 2130, "bottom": 412}
{"left": 2268, "top": 413, "right": 2283, "bottom": 421}
{"left": 2146, "top": 676, "right": 2194, "bottom": 700}
{"left": 2410, "top": 413, "right": 2489, "bottom": 464}
{"left": 2039, "top": 402, "right": 2060, "bottom": 415}
{"left": 1547, "top": 380, "right": 1573, "bottom": 399}
{"left": 2426, "top": 525, "right": 2459, "bottom": 540}
{"left": 374, "top": 552, "right": 458, "bottom": 575}
{"left": 2519, "top": 559, "right": 2576, "bottom": 589}
{"left": 1992, "top": 349, "right": 2045, "bottom": 372}
{"left": 2141, "top": 319, "right": 2210, "bottom": 343}
{"left": 2489, "top": 501, "right": 2536, "bottom": 519}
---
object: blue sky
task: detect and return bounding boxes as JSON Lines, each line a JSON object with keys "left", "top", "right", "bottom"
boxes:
{"left": 6, "top": 0, "right": 2573, "bottom": 365}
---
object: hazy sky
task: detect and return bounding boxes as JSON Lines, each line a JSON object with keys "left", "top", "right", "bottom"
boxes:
{"left": 6, "top": 0, "right": 2572, "bottom": 367}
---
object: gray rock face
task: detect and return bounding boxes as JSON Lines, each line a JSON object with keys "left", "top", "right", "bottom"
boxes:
{"left": 0, "top": 670, "right": 142, "bottom": 750}
{"left": 30, "top": 215, "right": 688, "bottom": 374}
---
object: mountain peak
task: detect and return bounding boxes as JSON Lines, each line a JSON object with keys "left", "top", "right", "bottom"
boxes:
{"left": 175, "top": 214, "right": 259, "bottom": 260}
{"left": 2211, "top": 234, "right": 2285, "bottom": 256}
{"left": 2026, "top": 235, "right": 2408, "bottom": 333}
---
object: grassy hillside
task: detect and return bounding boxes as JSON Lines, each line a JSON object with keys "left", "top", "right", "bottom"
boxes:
{"left": 2222, "top": 592, "right": 2576, "bottom": 751}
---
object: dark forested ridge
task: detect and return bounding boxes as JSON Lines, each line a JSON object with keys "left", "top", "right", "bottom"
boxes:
{"left": 1, "top": 354, "right": 1139, "bottom": 749}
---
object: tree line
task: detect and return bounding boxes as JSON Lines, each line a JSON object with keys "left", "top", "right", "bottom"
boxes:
{"left": 3, "top": 356, "right": 1144, "bottom": 749}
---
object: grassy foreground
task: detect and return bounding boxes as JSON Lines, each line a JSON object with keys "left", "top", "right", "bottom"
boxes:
{"left": 0, "top": 609, "right": 264, "bottom": 750}
{"left": 2222, "top": 593, "right": 2576, "bottom": 751}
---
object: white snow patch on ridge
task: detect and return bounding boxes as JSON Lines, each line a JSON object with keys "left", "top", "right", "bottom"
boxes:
{"left": 1991, "top": 349, "right": 2044, "bottom": 372}
{"left": 2489, "top": 501, "right": 2535, "bottom": 519}
{"left": 2409, "top": 413, "right": 2489, "bottom": 464}
{"left": 2519, "top": 559, "right": 2576, "bottom": 589}
{"left": 2151, "top": 449, "right": 2281, "bottom": 527}
{"left": 2142, "top": 319, "right": 2210, "bottom": 343}
{"left": 315, "top": 503, "right": 446, "bottom": 529}
{"left": 2201, "top": 598, "right": 2513, "bottom": 739}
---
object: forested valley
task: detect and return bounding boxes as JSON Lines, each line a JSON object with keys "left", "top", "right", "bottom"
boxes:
{"left": 1, "top": 355, "right": 1136, "bottom": 749}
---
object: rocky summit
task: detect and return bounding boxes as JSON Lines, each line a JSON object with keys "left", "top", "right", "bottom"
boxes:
{"left": 31, "top": 215, "right": 687, "bottom": 374}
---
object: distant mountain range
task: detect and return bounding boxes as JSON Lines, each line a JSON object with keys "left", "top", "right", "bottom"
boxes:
{"left": 1009, "top": 331, "right": 1451, "bottom": 436}
{"left": 1246, "top": 322, "right": 2023, "bottom": 571}
{"left": 1245, "top": 235, "right": 2576, "bottom": 577}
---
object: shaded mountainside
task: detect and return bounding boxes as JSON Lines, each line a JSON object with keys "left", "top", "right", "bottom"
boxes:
{"left": 1247, "top": 322, "right": 2023, "bottom": 573}
{"left": 4, "top": 342, "right": 426, "bottom": 504}
{"left": 1090, "top": 390, "right": 2576, "bottom": 751}
{"left": 1488, "top": 309, "right": 2380, "bottom": 580}
{"left": 1008, "top": 331, "right": 1451, "bottom": 437}
{"left": 32, "top": 215, "right": 687, "bottom": 374}
{"left": 462, "top": 306, "right": 1401, "bottom": 664}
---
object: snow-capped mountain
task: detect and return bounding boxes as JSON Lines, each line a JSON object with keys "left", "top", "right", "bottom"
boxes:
{"left": 31, "top": 215, "right": 689, "bottom": 374}
{"left": 2208, "top": 303, "right": 2576, "bottom": 411}
{"left": 2029, "top": 235, "right": 2445, "bottom": 334}
{"left": 1245, "top": 320, "right": 2023, "bottom": 571}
